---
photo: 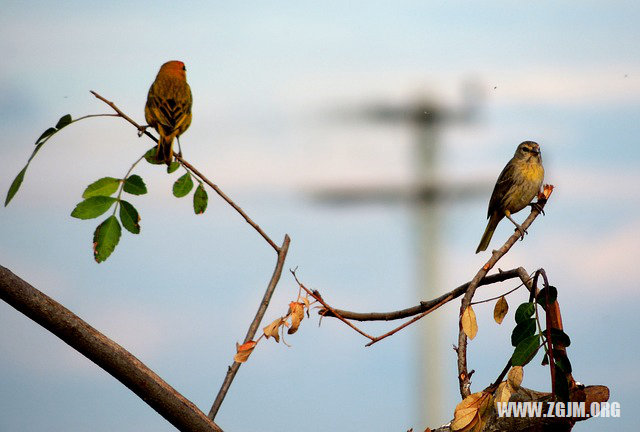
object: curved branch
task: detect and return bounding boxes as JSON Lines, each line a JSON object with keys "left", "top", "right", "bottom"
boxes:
{"left": 457, "top": 187, "right": 554, "bottom": 399}
{"left": 0, "top": 265, "right": 222, "bottom": 432}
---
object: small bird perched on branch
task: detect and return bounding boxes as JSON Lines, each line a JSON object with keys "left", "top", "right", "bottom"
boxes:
{"left": 144, "top": 60, "right": 193, "bottom": 165}
{"left": 476, "top": 141, "right": 545, "bottom": 253}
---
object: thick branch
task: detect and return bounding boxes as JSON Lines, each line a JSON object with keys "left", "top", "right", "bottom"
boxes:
{"left": 321, "top": 268, "right": 523, "bottom": 321}
{"left": 208, "top": 234, "right": 290, "bottom": 420}
{"left": 457, "top": 188, "right": 553, "bottom": 398}
{"left": 0, "top": 265, "right": 222, "bottom": 432}
{"left": 430, "top": 384, "right": 609, "bottom": 432}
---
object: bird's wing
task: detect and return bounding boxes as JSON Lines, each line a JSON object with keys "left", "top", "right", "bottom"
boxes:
{"left": 148, "top": 96, "right": 184, "bottom": 129}
{"left": 487, "top": 159, "right": 518, "bottom": 218}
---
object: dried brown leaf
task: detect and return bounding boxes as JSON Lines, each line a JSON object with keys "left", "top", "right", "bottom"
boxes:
{"left": 474, "top": 393, "right": 495, "bottom": 432}
{"left": 494, "top": 381, "right": 512, "bottom": 404}
{"left": 461, "top": 305, "right": 478, "bottom": 340}
{"left": 452, "top": 391, "right": 494, "bottom": 432}
{"left": 301, "top": 296, "right": 311, "bottom": 317}
{"left": 493, "top": 296, "right": 509, "bottom": 324}
{"left": 233, "top": 340, "right": 257, "bottom": 363}
{"left": 287, "top": 302, "right": 305, "bottom": 334}
{"left": 507, "top": 365, "right": 524, "bottom": 390}
{"left": 263, "top": 317, "right": 284, "bottom": 343}
{"left": 451, "top": 392, "right": 483, "bottom": 431}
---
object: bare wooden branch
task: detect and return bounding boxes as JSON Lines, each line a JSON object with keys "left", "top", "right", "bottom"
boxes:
{"left": 457, "top": 188, "right": 553, "bottom": 399}
{"left": 89, "top": 90, "right": 280, "bottom": 253}
{"left": 321, "top": 268, "right": 524, "bottom": 321}
{"left": 208, "top": 234, "right": 290, "bottom": 420}
{"left": 290, "top": 269, "right": 376, "bottom": 341}
{"left": 176, "top": 156, "right": 279, "bottom": 252}
{"left": 0, "top": 264, "right": 222, "bottom": 432}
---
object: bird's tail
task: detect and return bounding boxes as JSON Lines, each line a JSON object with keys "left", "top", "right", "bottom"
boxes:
{"left": 156, "top": 134, "right": 175, "bottom": 165}
{"left": 476, "top": 212, "right": 501, "bottom": 253}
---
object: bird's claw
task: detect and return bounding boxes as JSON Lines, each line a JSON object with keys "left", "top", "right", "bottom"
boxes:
{"left": 137, "top": 125, "right": 149, "bottom": 137}
{"left": 529, "top": 202, "right": 545, "bottom": 215}
{"left": 516, "top": 225, "right": 527, "bottom": 241}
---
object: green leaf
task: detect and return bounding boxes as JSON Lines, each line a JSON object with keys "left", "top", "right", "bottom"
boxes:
{"left": 35, "top": 127, "right": 57, "bottom": 145}
{"left": 535, "top": 286, "right": 558, "bottom": 308}
{"left": 123, "top": 174, "right": 147, "bottom": 195}
{"left": 5, "top": 167, "right": 27, "bottom": 206}
{"left": 82, "top": 177, "right": 120, "bottom": 198}
{"left": 514, "top": 302, "right": 535, "bottom": 324}
{"left": 119, "top": 200, "right": 140, "bottom": 234}
{"left": 511, "top": 318, "right": 536, "bottom": 347}
{"left": 167, "top": 161, "right": 180, "bottom": 173}
{"left": 193, "top": 184, "right": 208, "bottom": 214}
{"left": 511, "top": 333, "right": 540, "bottom": 366}
{"left": 93, "top": 216, "right": 121, "bottom": 263}
{"left": 71, "top": 196, "right": 117, "bottom": 219}
{"left": 144, "top": 146, "right": 163, "bottom": 165}
{"left": 173, "top": 173, "right": 193, "bottom": 198}
{"left": 55, "top": 114, "right": 72, "bottom": 129}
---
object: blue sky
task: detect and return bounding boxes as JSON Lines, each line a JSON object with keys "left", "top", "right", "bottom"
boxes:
{"left": 1, "top": 2, "right": 639, "bottom": 431}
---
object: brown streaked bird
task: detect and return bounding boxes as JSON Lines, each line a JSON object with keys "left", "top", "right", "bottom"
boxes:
{"left": 476, "top": 141, "right": 545, "bottom": 253}
{"left": 145, "top": 60, "right": 193, "bottom": 164}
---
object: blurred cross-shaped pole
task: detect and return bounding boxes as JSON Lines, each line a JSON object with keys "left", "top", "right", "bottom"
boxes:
{"left": 313, "top": 81, "right": 487, "bottom": 426}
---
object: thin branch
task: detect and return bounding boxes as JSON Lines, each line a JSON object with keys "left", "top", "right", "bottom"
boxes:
{"left": 488, "top": 360, "right": 513, "bottom": 392}
{"left": 0, "top": 265, "right": 222, "bottom": 432}
{"left": 89, "top": 90, "right": 280, "bottom": 253}
{"left": 364, "top": 294, "right": 452, "bottom": 347}
{"left": 208, "top": 234, "right": 290, "bottom": 420}
{"left": 176, "top": 156, "right": 279, "bottom": 252}
{"left": 457, "top": 187, "right": 554, "bottom": 399}
{"left": 321, "top": 268, "right": 523, "bottom": 321}
{"left": 470, "top": 276, "right": 529, "bottom": 306}
{"left": 290, "top": 269, "right": 376, "bottom": 341}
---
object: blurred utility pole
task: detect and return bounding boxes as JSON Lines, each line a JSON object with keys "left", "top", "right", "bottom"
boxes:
{"left": 313, "top": 82, "right": 486, "bottom": 426}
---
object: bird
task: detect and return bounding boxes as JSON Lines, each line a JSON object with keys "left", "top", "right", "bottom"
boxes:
{"left": 144, "top": 60, "right": 193, "bottom": 165}
{"left": 476, "top": 141, "right": 544, "bottom": 253}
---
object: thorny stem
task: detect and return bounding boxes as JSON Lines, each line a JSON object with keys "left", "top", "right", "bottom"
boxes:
{"left": 89, "top": 90, "right": 281, "bottom": 253}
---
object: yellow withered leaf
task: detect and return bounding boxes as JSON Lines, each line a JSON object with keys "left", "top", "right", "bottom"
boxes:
{"left": 475, "top": 393, "right": 495, "bottom": 432}
{"left": 451, "top": 392, "right": 484, "bottom": 431}
{"left": 263, "top": 317, "right": 284, "bottom": 343}
{"left": 233, "top": 340, "right": 257, "bottom": 363}
{"left": 287, "top": 302, "right": 305, "bottom": 335}
{"left": 494, "top": 381, "right": 512, "bottom": 404}
{"left": 493, "top": 296, "right": 508, "bottom": 324}
{"left": 507, "top": 366, "right": 523, "bottom": 390}
{"left": 301, "top": 296, "right": 311, "bottom": 316}
{"left": 461, "top": 305, "right": 478, "bottom": 340}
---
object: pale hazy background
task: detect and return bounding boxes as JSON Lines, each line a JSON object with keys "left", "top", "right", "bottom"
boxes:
{"left": 1, "top": 2, "right": 638, "bottom": 431}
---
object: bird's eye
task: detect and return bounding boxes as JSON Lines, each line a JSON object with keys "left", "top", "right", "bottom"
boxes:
{"left": 183, "top": 65, "right": 187, "bottom": 71}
